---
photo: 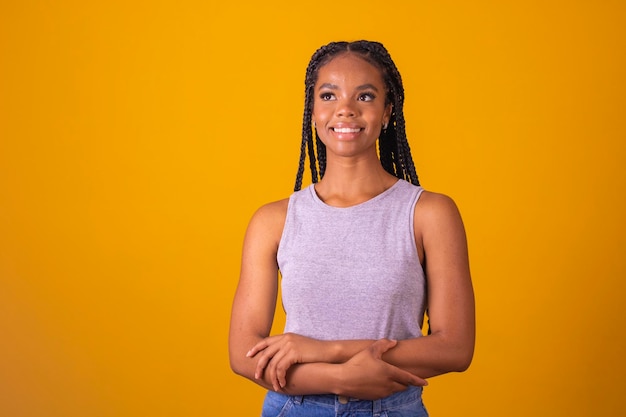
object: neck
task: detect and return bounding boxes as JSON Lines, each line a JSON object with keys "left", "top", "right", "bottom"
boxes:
{"left": 314, "top": 153, "right": 398, "bottom": 207}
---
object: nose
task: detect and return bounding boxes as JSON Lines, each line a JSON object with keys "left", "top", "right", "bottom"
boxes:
{"left": 336, "top": 98, "right": 357, "bottom": 118}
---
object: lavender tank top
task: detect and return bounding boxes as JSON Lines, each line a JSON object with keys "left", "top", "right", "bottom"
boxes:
{"left": 277, "top": 179, "right": 427, "bottom": 341}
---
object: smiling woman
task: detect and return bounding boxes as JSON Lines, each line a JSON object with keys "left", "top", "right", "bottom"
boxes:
{"left": 228, "top": 40, "right": 475, "bottom": 417}
{"left": 293, "top": 41, "right": 419, "bottom": 193}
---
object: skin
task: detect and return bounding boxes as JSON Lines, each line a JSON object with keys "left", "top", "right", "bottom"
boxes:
{"left": 229, "top": 53, "right": 475, "bottom": 400}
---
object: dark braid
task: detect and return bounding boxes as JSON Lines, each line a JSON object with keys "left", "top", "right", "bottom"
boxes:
{"left": 315, "top": 133, "right": 326, "bottom": 177}
{"left": 294, "top": 78, "right": 317, "bottom": 191}
{"left": 294, "top": 40, "right": 419, "bottom": 191}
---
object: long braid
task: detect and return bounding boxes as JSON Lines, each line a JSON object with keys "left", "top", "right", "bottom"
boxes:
{"left": 294, "top": 40, "right": 419, "bottom": 191}
{"left": 356, "top": 41, "right": 419, "bottom": 186}
{"left": 294, "top": 43, "right": 344, "bottom": 190}
{"left": 378, "top": 129, "right": 394, "bottom": 174}
{"left": 388, "top": 63, "right": 419, "bottom": 184}
{"left": 294, "top": 104, "right": 310, "bottom": 191}
{"left": 316, "top": 132, "right": 326, "bottom": 178}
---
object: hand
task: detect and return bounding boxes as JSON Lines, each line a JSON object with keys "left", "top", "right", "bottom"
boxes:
{"left": 338, "top": 339, "right": 427, "bottom": 400}
{"left": 247, "top": 333, "right": 326, "bottom": 391}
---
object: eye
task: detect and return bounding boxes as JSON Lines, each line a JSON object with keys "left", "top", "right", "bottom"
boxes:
{"left": 319, "top": 92, "right": 335, "bottom": 101}
{"left": 358, "top": 92, "right": 376, "bottom": 102}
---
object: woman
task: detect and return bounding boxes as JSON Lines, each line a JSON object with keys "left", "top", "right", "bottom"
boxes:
{"left": 229, "top": 40, "right": 475, "bottom": 416}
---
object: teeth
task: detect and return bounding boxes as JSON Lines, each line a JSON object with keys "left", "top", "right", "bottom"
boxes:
{"left": 333, "top": 128, "right": 361, "bottom": 133}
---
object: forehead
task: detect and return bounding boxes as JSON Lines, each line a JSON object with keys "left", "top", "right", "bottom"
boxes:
{"left": 316, "top": 53, "right": 384, "bottom": 87}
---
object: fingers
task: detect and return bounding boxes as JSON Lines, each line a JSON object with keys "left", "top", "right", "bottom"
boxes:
{"left": 266, "top": 348, "right": 289, "bottom": 391}
{"left": 248, "top": 335, "right": 282, "bottom": 379}
{"left": 253, "top": 350, "right": 270, "bottom": 380}
{"left": 251, "top": 342, "right": 277, "bottom": 379}
{"left": 403, "top": 372, "right": 428, "bottom": 387}
{"left": 367, "top": 338, "right": 398, "bottom": 359}
{"left": 387, "top": 363, "right": 428, "bottom": 387}
{"left": 246, "top": 338, "right": 271, "bottom": 358}
{"left": 275, "top": 355, "right": 289, "bottom": 389}
{"left": 367, "top": 339, "right": 427, "bottom": 386}
{"left": 248, "top": 333, "right": 309, "bottom": 387}
{"left": 249, "top": 340, "right": 293, "bottom": 389}
{"left": 246, "top": 333, "right": 293, "bottom": 359}
{"left": 413, "top": 377, "right": 428, "bottom": 387}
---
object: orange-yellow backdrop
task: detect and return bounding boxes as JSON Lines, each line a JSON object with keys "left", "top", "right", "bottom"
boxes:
{"left": 1, "top": 1, "right": 624, "bottom": 416}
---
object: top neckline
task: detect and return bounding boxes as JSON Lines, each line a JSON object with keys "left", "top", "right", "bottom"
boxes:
{"left": 308, "top": 179, "right": 403, "bottom": 210}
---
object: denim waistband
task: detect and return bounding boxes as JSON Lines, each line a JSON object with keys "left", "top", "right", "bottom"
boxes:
{"left": 292, "top": 385, "right": 422, "bottom": 411}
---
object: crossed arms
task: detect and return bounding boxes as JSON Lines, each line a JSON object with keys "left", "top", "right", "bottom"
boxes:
{"left": 229, "top": 192, "right": 475, "bottom": 400}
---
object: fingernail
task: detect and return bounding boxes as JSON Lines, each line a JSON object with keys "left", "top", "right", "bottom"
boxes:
{"left": 246, "top": 350, "right": 252, "bottom": 357}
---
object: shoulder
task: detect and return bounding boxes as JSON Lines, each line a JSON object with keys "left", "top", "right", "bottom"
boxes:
{"left": 413, "top": 191, "right": 470, "bottom": 276}
{"left": 415, "top": 190, "right": 460, "bottom": 215}
{"left": 414, "top": 190, "right": 465, "bottom": 236}
{"left": 244, "top": 198, "right": 290, "bottom": 248}
{"left": 248, "top": 198, "right": 289, "bottom": 230}
{"left": 253, "top": 198, "right": 289, "bottom": 218}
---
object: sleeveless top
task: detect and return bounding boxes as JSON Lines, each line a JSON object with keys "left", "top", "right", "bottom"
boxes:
{"left": 277, "top": 179, "right": 427, "bottom": 341}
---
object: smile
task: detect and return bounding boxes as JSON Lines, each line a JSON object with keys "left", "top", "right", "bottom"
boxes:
{"left": 332, "top": 127, "right": 362, "bottom": 133}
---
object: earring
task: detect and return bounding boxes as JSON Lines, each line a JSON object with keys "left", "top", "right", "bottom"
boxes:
{"left": 383, "top": 122, "right": 388, "bottom": 130}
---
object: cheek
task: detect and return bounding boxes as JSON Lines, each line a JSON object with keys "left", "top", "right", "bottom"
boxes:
{"left": 312, "top": 114, "right": 327, "bottom": 130}
{"left": 312, "top": 107, "right": 324, "bottom": 122}
{"left": 312, "top": 102, "right": 334, "bottom": 119}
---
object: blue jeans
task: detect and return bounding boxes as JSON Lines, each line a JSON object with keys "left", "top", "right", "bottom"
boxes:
{"left": 261, "top": 386, "right": 428, "bottom": 417}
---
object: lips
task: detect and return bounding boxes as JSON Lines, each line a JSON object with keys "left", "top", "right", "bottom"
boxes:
{"left": 332, "top": 127, "right": 363, "bottom": 133}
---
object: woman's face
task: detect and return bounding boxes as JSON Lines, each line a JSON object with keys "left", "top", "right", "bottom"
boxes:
{"left": 312, "top": 53, "right": 392, "bottom": 159}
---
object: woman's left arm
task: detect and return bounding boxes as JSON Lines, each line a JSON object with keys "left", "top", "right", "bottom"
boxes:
{"left": 381, "top": 191, "right": 475, "bottom": 377}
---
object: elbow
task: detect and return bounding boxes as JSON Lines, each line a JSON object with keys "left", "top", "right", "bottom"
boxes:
{"left": 229, "top": 358, "right": 242, "bottom": 376}
{"left": 228, "top": 344, "right": 247, "bottom": 376}
{"left": 229, "top": 351, "right": 248, "bottom": 378}
{"left": 229, "top": 349, "right": 258, "bottom": 382}
{"left": 429, "top": 331, "right": 475, "bottom": 373}
{"left": 450, "top": 347, "right": 474, "bottom": 373}
{"left": 452, "top": 357, "right": 472, "bottom": 373}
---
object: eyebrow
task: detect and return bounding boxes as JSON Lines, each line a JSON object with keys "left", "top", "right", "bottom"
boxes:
{"left": 317, "top": 83, "right": 380, "bottom": 92}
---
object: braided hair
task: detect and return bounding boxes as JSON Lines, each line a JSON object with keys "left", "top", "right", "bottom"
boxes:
{"left": 294, "top": 40, "right": 419, "bottom": 191}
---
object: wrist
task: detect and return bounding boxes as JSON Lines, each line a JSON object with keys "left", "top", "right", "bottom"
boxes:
{"left": 330, "top": 340, "right": 373, "bottom": 363}
{"left": 325, "top": 340, "right": 346, "bottom": 363}
{"left": 328, "top": 363, "right": 346, "bottom": 396}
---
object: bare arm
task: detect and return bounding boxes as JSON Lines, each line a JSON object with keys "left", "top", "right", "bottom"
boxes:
{"left": 380, "top": 191, "right": 475, "bottom": 377}
{"left": 228, "top": 200, "right": 425, "bottom": 398}
{"left": 229, "top": 200, "right": 286, "bottom": 392}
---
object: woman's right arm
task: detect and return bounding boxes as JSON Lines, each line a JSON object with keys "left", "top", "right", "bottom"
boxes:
{"left": 229, "top": 200, "right": 288, "bottom": 392}
{"left": 228, "top": 200, "right": 425, "bottom": 398}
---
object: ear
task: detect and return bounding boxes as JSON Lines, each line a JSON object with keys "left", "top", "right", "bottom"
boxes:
{"left": 383, "top": 103, "right": 393, "bottom": 126}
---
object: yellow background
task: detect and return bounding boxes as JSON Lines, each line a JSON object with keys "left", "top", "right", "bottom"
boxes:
{"left": 1, "top": 1, "right": 624, "bottom": 415}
